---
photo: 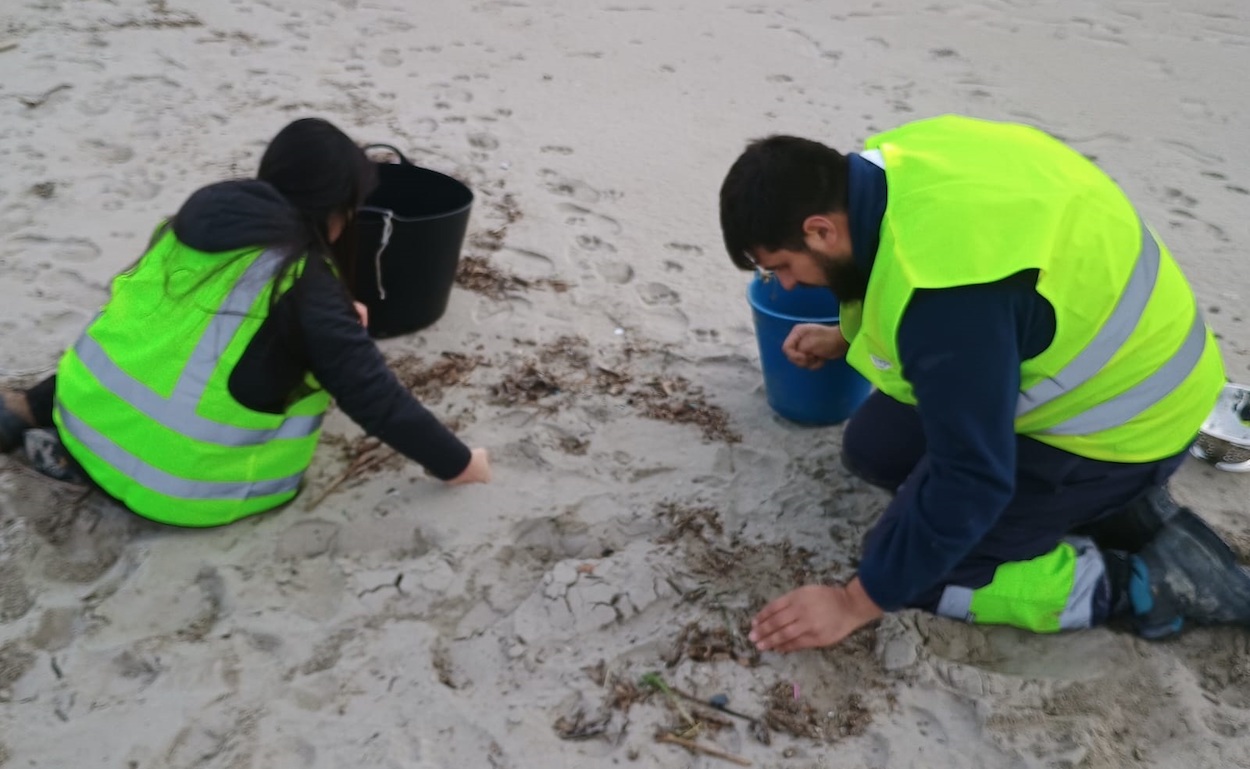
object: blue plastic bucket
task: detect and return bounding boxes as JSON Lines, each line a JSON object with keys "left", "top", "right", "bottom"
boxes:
{"left": 747, "top": 274, "right": 872, "bottom": 425}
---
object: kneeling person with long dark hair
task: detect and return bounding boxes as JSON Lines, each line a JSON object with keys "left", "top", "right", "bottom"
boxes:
{"left": 0, "top": 117, "right": 490, "bottom": 527}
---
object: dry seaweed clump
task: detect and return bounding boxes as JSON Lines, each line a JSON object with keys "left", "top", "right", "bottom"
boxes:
{"left": 592, "top": 365, "right": 633, "bottom": 396}
{"left": 480, "top": 335, "right": 741, "bottom": 443}
{"left": 456, "top": 255, "right": 531, "bottom": 299}
{"left": 455, "top": 254, "right": 570, "bottom": 299}
{"left": 628, "top": 376, "right": 741, "bottom": 443}
{"left": 489, "top": 361, "right": 565, "bottom": 406}
{"left": 583, "top": 660, "right": 652, "bottom": 713}
{"left": 656, "top": 502, "right": 723, "bottom": 544}
{"left": 539, "top": 335, "right": 592, "bottom": 367}
{"left": 488, "top": 336, "right": 595, "bottom": 407}
{"left": 105, "top": 3, "right": 203, "bottom": 30}
{"left": 688, "top": 538, "right": 821, "bottom": 589}
{"left": 304, "top": 436, "right": 403, "bottom": 509}
{"left": 388, "top": 351, "right": 485, "bottom": 403}
{"left": 664, "top": 620, "right": 760, "bottom": 669}
{"left": 553, "top": 662, "right": 651, "bottom": 743}
{"left": 763, "top": 682, "right": 872, "bottom": 742}
{"left": 553, "top": 709, "right": 613, "bottom": 741}
{"left": 557, "top": 435, "right": 590, "bottom": 455}
{"left": 0, "top": 641, "right": 36, "bottom": 689}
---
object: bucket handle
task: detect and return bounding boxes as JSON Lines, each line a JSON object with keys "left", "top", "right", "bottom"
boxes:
{"left": 357, "top": 144, "right": 413, "bottom": 302}
{"left": 358, "top": 205, "right": 393, "bottom": 301}
{"left": 362, "top": 143, "right": 414, "bottom": 166}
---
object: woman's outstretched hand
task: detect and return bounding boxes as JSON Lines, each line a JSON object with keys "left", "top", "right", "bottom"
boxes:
{"left": 448, "top": 447, "right": 492, "bottom": 485}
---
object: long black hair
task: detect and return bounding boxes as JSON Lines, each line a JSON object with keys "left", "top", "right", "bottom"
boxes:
{"left": 258, "top": 117, "right": 378, "bottom": 297}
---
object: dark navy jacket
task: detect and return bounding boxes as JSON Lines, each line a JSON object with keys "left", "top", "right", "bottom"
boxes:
{"left": 844, "top": 153, "right": 1062, "bottom": 610}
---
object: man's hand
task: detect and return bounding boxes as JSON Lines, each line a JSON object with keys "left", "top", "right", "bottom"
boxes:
{"left": 782, "top": 324, "right": 849, "bottom": 370}
{"left": 749, "top": 578, "right": 883, "bottom": 653}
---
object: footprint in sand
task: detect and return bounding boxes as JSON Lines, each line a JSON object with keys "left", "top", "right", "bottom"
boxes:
{"left": 561, "top": 203, "right": 630, "bottom": 285}
{"left": 1180, "top": 97, "right": 1213, "bottom": 120}
{"left": 575, "top": 234, "right": 616, "bottom": 253}
{"left": 664, "top": 242, "right": 703, "bottom": 271}
{"left": 595, "top": 262, "right": 633, "bottom": 284}
{"left": 13, "top": 235, "right": 101, "bottom": 263}
{"left": 559, "top": 202, "right": 622, "bottom": 234}
{"left": 276, "top": 519, "right": 341, "bottom": 560}
{"left": 541, "top": 173, "right": 600, "bottom": 204}
{"left": 1204, "top": 710, "right": 1248, "bottom": 739}
{"left": 80, "top": 139, "right": 134, "bottom": 165}
{"left": 255, "top": 737, "right": 317, "bottom": 766}
{"left": 1172, "top": 629, "right": 1250, "bottom": 709}
{"left": 26, "top": 497, "right": 137, "bottom": 585}
{"left": 498, "top": 246, "right": 557, "bottom": 284}
{"left": 665, "top": 241, "right": 704, "bottom": 255}
{"left": 164, "top": 703, "right": 260, "bottom": 769}
{"left": 432, "top": 84, "right": 474, "bottom": 104}
{"left": 27, "top": 607, "right": 80, "bottom": 652}
{"left": 0, "top": 563, "right": 34, "bottom": 624}
{"left": 32, "top": 309, "right": 92, "bottom": 341}
{"left": 0, "top": 640, "right": 35, "bottom": 690}
{"left": 80, "top": 171, "right": 163, "bottom": 210}
{"left": 378, "top": 47, "right": 402, "bottom": 67}
{"left": 409, "top": 117, "right": 439, "bottom": 135}
{"left": 468, "top": 131, "right": 499, "bottom": 150}
{"left": 636, "top": 281, "right": 680, "bottom": 306}
{"left": 112, "top": 647, "right": 163, "bottom": 687}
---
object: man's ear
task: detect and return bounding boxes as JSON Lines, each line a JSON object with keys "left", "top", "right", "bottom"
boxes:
{"left": 802, "top": 214, "right": 839, "bottom": 250}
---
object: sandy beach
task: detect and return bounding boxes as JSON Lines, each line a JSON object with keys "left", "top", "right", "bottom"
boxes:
{"left": 2, "top": 1, "right": 1249, "bottom": 767}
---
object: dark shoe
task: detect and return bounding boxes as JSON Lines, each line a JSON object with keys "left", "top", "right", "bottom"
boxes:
{"left": 23, "top": 429, "right": 88, "bottom": 484}
{"left": 1129, "top": 508, "right": 1250, "bottom": 639}
{"left": 0, "top": 390, "right": 35, "bottom": 452}
{"left": 1079, "top": 485, "right": 1183, "bottom": 553}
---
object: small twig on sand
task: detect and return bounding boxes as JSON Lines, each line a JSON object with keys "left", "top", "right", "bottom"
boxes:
{"left": 640, "top": 672, "right": 696, "bottom": 727}
{"left": 304, "top": 448, "right": 395, "bottom": 510}
{"left": 644, "top": 674, "right": 772, "bottom": 746}
{"left": 655, "top": 733, "right": 752, "bottom": 766}
{"left": 670, "top": 684, "right": 758, "bottom": 724}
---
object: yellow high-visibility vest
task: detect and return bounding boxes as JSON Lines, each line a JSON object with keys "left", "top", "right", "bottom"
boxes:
{"left": 55, "top": 230, "right": 329, "bottom": 526}
{"left": 839, "top": 115, "right": 1224, "bottom": 462}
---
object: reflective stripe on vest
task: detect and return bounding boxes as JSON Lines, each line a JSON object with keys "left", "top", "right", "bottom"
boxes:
{"left": 58, "top": 249, "right": 321, "bottom": 489}
{"left": 71, "top": 335, "right": 322, "bottom": 445}
{"left": 57, "top": 405, "right": 304, "bottom": 499}
{"left": 1041, "top": 311, "right": 1207, "bottom": 435}
{"left": 1016, "top": 221, "right": 1206, "bottom": 436}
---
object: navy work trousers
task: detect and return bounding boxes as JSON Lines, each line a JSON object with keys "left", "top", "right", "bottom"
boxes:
{"left": 842, "top": 391, "right": 1187, "bottom": 612}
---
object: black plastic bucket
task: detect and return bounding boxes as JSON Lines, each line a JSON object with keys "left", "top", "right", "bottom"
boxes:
{"left": 350, "top": 144, "right": 474, "bottom": 338}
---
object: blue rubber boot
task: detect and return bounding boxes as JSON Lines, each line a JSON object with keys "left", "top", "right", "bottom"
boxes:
{"left": 1129, "top": 508, "right": 1250, "bottom": 640}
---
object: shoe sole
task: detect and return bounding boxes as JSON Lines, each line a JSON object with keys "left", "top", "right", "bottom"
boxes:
{"left": 1146, "top": 510, "right": 1250, "bottom": 626}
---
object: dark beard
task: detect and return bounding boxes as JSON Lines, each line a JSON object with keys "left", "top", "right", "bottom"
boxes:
{"left": 814, "top": 251, "right": 870, "bottom": 303}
